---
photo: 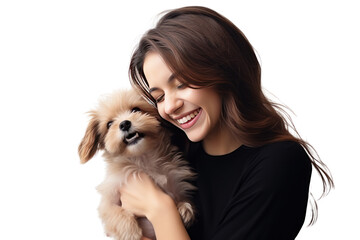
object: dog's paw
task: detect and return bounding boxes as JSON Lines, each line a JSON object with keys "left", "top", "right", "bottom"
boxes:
{"left": 102, "top": 209, "right": 143, "bottom": 240}
{"left": 177, "top": 202, "right": 195, "bottom": 227}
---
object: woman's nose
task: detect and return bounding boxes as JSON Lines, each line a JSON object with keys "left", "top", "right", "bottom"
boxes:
{"left": 164, "top": 93, "right": 183, "bottom": 115}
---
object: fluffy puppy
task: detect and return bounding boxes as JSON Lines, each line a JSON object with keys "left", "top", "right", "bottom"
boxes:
{"left": 78, "top": 89, "right": 195, "bottom": 240}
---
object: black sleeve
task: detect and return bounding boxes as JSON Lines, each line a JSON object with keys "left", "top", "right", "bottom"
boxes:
{"left": 211, "top": 142, "right": 312, "bottom": 240}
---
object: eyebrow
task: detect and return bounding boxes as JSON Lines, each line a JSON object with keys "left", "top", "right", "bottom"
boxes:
{"left": 149, "top": 74, "right": 176, "bottom": 93}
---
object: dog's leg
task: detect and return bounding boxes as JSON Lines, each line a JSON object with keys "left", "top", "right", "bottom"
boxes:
{"left": 98, "top": 197, "right": 142, "bottom": 240}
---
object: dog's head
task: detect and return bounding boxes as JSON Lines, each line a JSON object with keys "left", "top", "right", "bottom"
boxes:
{"left": 78, "top": 89, "right": 165, "bottom": 164}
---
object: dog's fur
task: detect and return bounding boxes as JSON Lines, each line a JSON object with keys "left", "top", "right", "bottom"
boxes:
{"left": 78, "top": 89, "right": 195, "bottom": 240}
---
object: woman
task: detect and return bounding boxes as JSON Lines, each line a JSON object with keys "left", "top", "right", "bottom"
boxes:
{"left": 121, "top": 6, "right": 334, "bottom": 240}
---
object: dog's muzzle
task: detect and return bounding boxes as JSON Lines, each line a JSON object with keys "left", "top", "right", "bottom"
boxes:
{"left": 120, "top": 120, "right": 144, "bottom": 145}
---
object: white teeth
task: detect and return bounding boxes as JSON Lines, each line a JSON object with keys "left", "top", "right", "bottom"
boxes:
{"left": 126, "top": 132, "right": 139, "bottom": 142}
{"left": 177, "top": 109, "right": 199, "bottom": 124}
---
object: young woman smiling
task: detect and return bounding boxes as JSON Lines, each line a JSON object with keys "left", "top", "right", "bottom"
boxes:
{"left": 120, "top": 6, "right": 334, "bottom": 240}
{"left": 143, "top": 52, "right": 236, "bottom": 155}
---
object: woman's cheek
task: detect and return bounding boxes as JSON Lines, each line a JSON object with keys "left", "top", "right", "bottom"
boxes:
{"left": 157, "top": 106, "right": 165, "bottom": 119}
{"left": 158, "top": 107, "right": 170, "bottom": 123}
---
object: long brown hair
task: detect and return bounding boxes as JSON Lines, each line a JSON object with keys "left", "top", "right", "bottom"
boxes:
{"left": 129, "top": 6, "right": 334, "bottom": 224}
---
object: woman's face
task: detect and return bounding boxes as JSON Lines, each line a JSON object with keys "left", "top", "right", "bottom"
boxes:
{"left": 143, "top": 52, "right": 222, "bottom": 143}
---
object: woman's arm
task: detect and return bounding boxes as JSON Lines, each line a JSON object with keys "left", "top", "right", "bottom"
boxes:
{"left": 120, "top": 173, "right": 190, "bottom": 240}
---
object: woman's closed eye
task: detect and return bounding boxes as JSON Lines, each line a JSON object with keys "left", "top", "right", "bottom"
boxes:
{"left": 152, "top": 82, "right": 187, "bottom": 103}
{"left": 155, "top": 94, "right": 164, "bottom": 103}
{"left": 176, "top": 83, "right": 187, "bottom": 89}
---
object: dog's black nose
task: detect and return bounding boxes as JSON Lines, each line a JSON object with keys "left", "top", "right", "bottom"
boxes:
{"left": 120, "top": 120, "right": 131, "bottom": 131}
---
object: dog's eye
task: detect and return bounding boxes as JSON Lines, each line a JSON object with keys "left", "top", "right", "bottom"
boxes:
{"left": 107, "top": 121, "right": 113, "bottom": 129}
{"left": 131, "top": 107, "right": 141, "bottom": 113}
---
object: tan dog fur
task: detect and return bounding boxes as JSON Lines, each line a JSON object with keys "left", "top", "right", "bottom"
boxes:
{"left": 78, "top": 89, "right": 195, "bottom": 240}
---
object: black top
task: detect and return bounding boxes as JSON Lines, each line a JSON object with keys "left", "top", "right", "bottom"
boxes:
{"left": 187, "top": 141, "right": 312, "bottom": 240}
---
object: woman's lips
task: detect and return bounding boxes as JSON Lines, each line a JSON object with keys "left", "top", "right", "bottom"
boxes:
{"left": 176, "top": 108, "right": 202, "bottom": 129}
{"left": 176, "top": 109, "right": 200, "bottom": 124}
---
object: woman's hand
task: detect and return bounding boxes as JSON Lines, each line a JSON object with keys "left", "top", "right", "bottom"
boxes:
{"left": 119, "top": 172, "right": 167, "bottom": 218}
{"left": 119, "top": 172, "right": 190, "bottom": 240}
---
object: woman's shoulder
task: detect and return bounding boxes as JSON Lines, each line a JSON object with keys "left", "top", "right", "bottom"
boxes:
{"left": 258, "top": 141, "right": 309, "bottom": 159}
{"left": 241, "top": 141, "right": 312, "bottom": 192}
{"left": 249, "top": 141, "right": 312, "bottom": 173}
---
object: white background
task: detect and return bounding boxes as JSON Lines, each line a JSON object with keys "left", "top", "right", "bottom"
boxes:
{"left": 0, "top": 0, "right": 359, "bottom": 239}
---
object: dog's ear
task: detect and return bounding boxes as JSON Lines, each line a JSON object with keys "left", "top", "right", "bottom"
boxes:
{"left": 78, "top": 115, "right": 101, "bottom": 164}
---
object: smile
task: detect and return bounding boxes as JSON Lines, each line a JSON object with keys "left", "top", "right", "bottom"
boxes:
{"left": 176, "top": 109, "right": 200, "bottom": 124}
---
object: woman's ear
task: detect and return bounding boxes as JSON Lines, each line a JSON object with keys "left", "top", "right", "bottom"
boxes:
{"left": 78, "top": 115, "right": 101, "bottom": 164}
